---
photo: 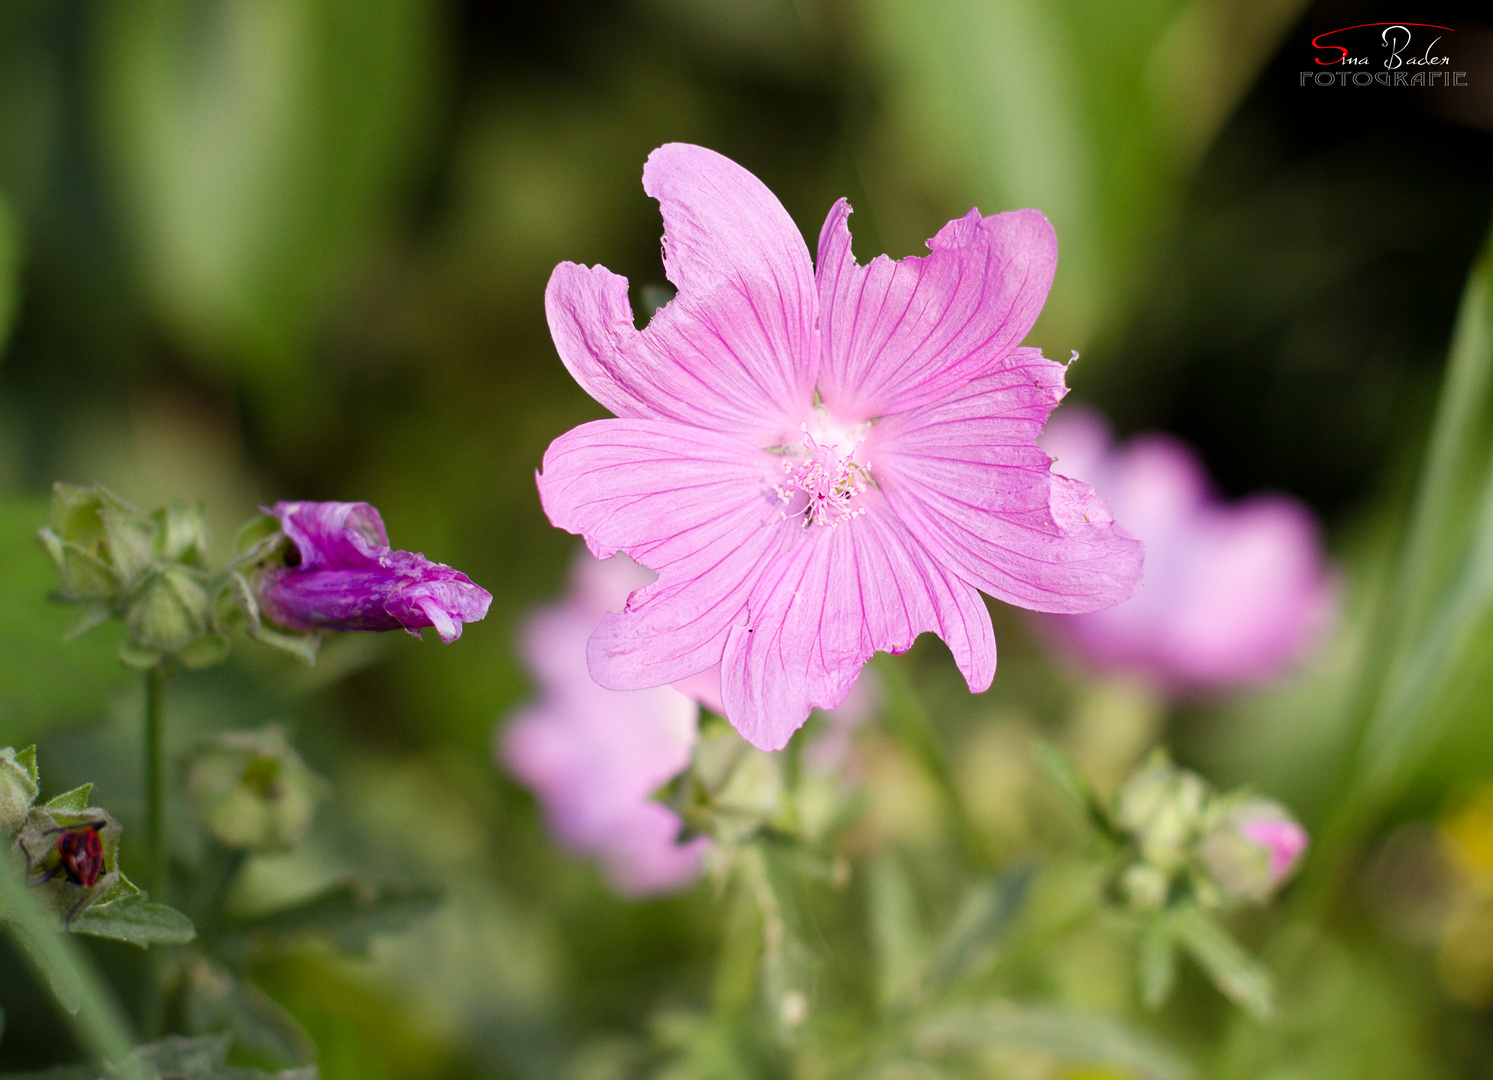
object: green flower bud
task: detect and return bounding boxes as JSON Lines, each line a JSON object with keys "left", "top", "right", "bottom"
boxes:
{"left": 0, "top": 746, "right": 38, "bottom": 833}
{"left": 15, "top": 789, "right": 135, "bottom": 924}
{"left": 1114, "top": 751, "right": 1208, "bottom": 872}
{"left": 124, "top": 563, "right": 214, "bottom": 655}
{"left": 151, "top": 502, "right": 210, "bottom": 566}
{"left": 1120, "top": 861, "right": 1170, "bottom": 911}
{"left": 186, "top": 727, "right": 327, "bottom": 851}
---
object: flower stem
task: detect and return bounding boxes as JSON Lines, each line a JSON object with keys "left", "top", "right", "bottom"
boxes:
{"left": 144, "top": 667, "right": 167, "bottom": 900}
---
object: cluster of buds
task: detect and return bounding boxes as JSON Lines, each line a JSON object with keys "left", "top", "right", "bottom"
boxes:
{"left": 39, "top": 484, "right": 491, "bottom": 669}
{"left": 186, "top": 727, "right": 327, "bottom": 852}
{"left": 1109, "top": 750, "right": 1308, "bottom": 914}
{"left": 1110, "top": 755, "right": 1307, "bottom": 914}
{"left": 38, "top": 484, "right": 226, "bottom": 669}
{"left": 1, "top": 744, "right": 137, "bottom": 924}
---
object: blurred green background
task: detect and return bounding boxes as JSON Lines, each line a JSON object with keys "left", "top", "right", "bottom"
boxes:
{"left": 0, "top": 0, "right": 1490, "bottom": 1077}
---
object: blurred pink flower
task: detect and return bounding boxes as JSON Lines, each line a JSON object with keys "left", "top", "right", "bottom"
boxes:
{"left": 501, "top": 551, "right": 710, "bottom": 897}
{"left": 1040, "top": 407, "right": 1335, "bottom": 693}
{"left": 537, "top": 142, "right": 1142, "bottom": 752}
{"left": 259, "top": 501, "right": 491, "bottom": 643}
{"left": 1200, "top": 798, "right": 1309, "bottom": 903}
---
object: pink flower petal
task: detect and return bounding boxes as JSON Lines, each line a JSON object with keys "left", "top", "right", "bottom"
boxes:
{"left": 873, "top": 350, "right": 1143, "bottom": 613}
{"left": 544, "top": 144, "right": 818, "bottom": 442}
{"left": 720, "top": 500, "right": 996, "bottom": 751}
{"left": 815, "top": 200, "right": 1057, "bottom": 421}
{"left": 537, "top": 418, "right": 799, "bottom": 689}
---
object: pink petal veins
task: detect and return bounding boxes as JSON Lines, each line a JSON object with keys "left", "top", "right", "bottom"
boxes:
{"left": 543, "top": 143, "right": 817, "bottom": 442}
{"left": 816, "top": 200, "right": 1057, "bottom": 421}
{"left": 873, "top": 350, "right": 1143, "bottom": 613}
{"left": 721, "top": 497, "right": 995, "bottom": 751}
{"left": 537, "top": 418, "right": 799, "bottom": 689}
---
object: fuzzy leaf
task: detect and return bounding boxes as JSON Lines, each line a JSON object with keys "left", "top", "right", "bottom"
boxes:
{"left": 71, "top": 897, "right": 196, "bottom": 948}
{"left": 1172, "top": 905, "right": 1272, "bottom": 1019}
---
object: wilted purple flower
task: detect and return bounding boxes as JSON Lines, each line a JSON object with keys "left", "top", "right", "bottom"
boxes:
{"left": 258, "top": 502, "right": 491, "bottom": 643}
{"left": 1199, "top": 799, "right": 1309, "bottom": 903}
{"left": 537, "top": 143, "right": 1142, "bottom": 752}
{"left": 501, "top": 551, "right": 710, "bottom": 896}
{"left": 1039, "top": 408, "right": 1334, "bottom": 693}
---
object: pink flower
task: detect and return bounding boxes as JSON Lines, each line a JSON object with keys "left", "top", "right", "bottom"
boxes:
{"left": 1039, "top": 407, "right": 1335, "bottom": 692}
{"left": 258, "top": 502, "right": 491, "bottom": 643}
{"left": 500, "top": 551, "right": 710, "bottom": 897}
{"left": 536, "top": 143, "right": 1142, "bottom": 751}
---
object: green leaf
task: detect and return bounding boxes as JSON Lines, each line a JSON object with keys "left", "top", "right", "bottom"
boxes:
{"left": 1329, "top": 229, "right": 1493, "bottom": 842}
{"left": 45, "top": 784, "right": 93, "bottom": 811}
{"left": 71, "top": 897, "right": 196, "bottom": 948}
{"left": 1171, "top": 905, "right": 1272, "bottom": 1019}
{"left": 182, "top": 960, "right": 316, "bottom": 1069}
{"left": 913, "top": 1001, "right": 1194, "bottom": 1080}
{"left": 228, "top": 877, "right": 440, "bottom": 955}
{"left": 925, "top": 864, "right": 1034, "bottom": 993}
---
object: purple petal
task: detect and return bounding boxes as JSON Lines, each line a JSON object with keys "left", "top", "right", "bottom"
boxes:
{"left": 872, "top": 350, "right": 1143, "bottom": 613}
{"left": 816, "top": 200, "right": 1057, "bottom": 421}
{"left": 272, "top": 501, "right": 390, "bottom": 568}
{"left": 260, "top": 503, "right": 491, "bottom": 641}
{"left": 543, "top": 144, "right": 818, "bottom": 442}
{"left": 720, "top": 500, "right": 996, "bottom": 751}
{"left": 537, "top": 418, "right": 799, "bottom": 689}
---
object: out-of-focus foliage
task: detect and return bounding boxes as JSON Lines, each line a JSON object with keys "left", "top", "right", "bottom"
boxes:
{"left": 0, "top": 0, "right": 1490, "bottom": 1078}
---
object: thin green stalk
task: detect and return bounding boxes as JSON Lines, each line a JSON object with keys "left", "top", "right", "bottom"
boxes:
{"left": 144, "top": 666, "right": 167, "bottom": 901}
{"left": 0, "top": 854, "right": 148, "bottom": 1079}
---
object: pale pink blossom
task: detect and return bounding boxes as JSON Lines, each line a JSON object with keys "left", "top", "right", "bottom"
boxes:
{"left": 537, "top": 143, "right": 1141, "bottom": 751}
{"left": 1040, "top": 407, "right": 1334, "bottom": 692}
{"left": 501, "top": 552, "right": 709, "bottom": 896}
{"left": 1199, "top": 799, "right": 1309, "bottom": 903}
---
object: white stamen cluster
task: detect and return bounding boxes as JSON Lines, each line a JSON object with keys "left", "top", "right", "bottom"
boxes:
{"left": 774, "top": 426, "right": 871, "bottom": 529}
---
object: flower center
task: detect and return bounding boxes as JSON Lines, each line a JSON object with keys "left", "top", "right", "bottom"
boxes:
{"left": 773, "top": 411, "right": 873, "bottom": 529}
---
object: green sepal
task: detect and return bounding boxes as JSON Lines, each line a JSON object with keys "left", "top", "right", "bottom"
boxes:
{"left": 150, "top": 502, "right": 210, "bottom": 566}
{"left": 14, "top": 746, "right": 37, "bottom": 786}
{"left": 44, "top": 784, "right": 93, "bottom": 812}
{"left": 246, "top": 622, "right": 322, "bottom": 665}
{"left": 117, "top": 641, "right": 165, "bottom": 669}
{"left": 178, "top": 633, "right": 231, "bottom": 670}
